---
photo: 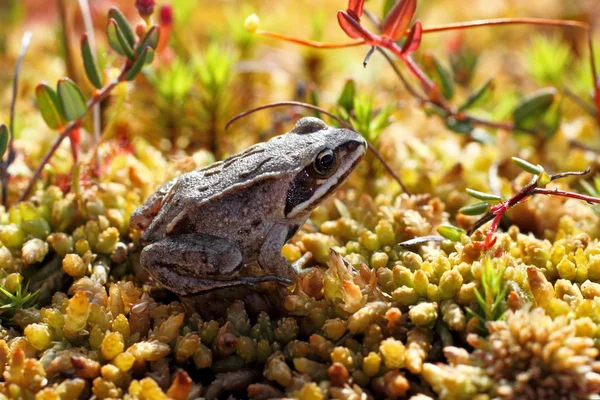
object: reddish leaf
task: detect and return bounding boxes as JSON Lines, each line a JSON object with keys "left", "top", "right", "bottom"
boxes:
{"left": 347, "top": 0, "right": 365, "bottom": 20}
{"left": 382, "top": 0, "right": 417, "bottom": 40}
{"left": 400, "top": 21, "right": 422, "bottom": 55}
{"left": 337, "top": 11, "right": 376, "bottom": 42}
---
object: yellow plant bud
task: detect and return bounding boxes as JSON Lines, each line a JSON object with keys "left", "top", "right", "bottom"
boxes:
{"left": 101, "top": 332, "right": 125, "bottom": 361}
{"left": 426, "top": 284, "right": 441, "bottom": 302}
{"left": 413, "top": 270, "right": 429, "bottom": 298}
{"left": 587, "top": 255, "right": 600, "bottom": 281}
{"left": 62, "top": 254, "right": 86, "bottom": 277}
{"left": 375, "top": 219, "right": 395, "bottom": 247}
{"left": 302, "top": 233, "right": 336, "bottom": 264}
{"left": 439, "top": 269, "right": 464, "bottom": 299}
{"left": 281, "top": 243, "right": 302, "bottom": 262}
{"left": 113, "top": 352, "right": 135, "bottom": 372}
{"left": 24, "top": 323, "right": 53, "bottom": 351}
{"left": 296, "top": 382, "right": 324, "bottom": 400}
{"left": 380, "top": 337, "right": 406, "bottom": 369}
{"left": 244, "top": 14, "right": 260, "bottom": 33}
{"left": 409, "top": 302, "right": 438, "bottom": 327}
{"left": 392, "top": 286, "right": 419, "bottom": 306}
{"left": 581, "top": 280, "right": 600, "bottom": 299}
{"left": 22, "top": 238, "right": 48, "bottom": 264}
{"left": 113, "top": 314, "right": 131, "bottom": 339}
{"left": 330, "top": 346, "right": 353, "bottom": 369}
{"left": 360, "top": 230, "right": 380, "bottom": 252}
{"left": 371, "top": 252, "right": 389, "bottom": 269}
{"left": 89, "top": 325, "right": 105, "bottom": 350}
{"left": 157, "top": 313, "right": 185, "bottom": 343}
{"left": 64, "top": 290, "right": 90, "bottom": 336}
{"left": 362, "top": 351, "right": 381, "bottom": 377}
{"left": 557, "top": 257, "right": 576, "bottom": 281}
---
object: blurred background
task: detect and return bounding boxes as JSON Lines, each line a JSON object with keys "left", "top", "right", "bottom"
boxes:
{"left": 0, "top": 0, "right": 598, "bottom": 197}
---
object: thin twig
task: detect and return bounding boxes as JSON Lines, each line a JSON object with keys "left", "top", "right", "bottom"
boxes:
{"left": 563, "top": 87, "right": 596, "bottom": 116}
{"left": 1, "top": 31, "right": 32, "bottom": 207}
{"left": 226, "top": 101, "right": 410, "bottom": 193}
{"left": 78, "top": 0, "right": 102, "bottom": 154}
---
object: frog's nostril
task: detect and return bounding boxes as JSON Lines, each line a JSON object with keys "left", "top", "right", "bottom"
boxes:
{"left": 291, "top": 117, "right": 327, "bottom": 134}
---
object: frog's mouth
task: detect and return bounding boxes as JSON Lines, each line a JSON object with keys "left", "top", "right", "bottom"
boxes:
{"left": 285, "top": 139, "right": 366, "bottom": 218}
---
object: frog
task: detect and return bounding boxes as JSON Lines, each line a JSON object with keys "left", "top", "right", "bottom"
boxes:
{"left": 130, "top": 117, "right": 366, "bottom": 296}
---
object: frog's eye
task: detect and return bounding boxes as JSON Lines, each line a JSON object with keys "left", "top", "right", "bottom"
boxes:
{"left": 313, "top": 148, "right": 337, "bottom": 177}
{"left": 292, "top": 117, "right": 328, "bottom": 134}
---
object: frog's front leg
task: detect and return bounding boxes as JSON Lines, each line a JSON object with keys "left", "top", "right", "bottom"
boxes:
{"left": 258, "top": 223, "right": 309, "bottom": 281}
{"left": 140, "top": 233, "right": 291, "bottom": 296}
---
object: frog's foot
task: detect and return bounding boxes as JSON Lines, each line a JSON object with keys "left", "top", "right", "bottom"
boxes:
{"left": 147, "top": 265, "right": 290, "bottom": 295}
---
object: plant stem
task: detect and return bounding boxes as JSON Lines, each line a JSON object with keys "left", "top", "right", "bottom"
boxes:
{"left": 226, "top": 101, "right": 410, "bottom": 193}
{"left": 1, "top": 31, "right": 32, "bottom": 207}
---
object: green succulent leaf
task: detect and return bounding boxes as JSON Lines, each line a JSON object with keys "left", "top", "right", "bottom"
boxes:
{"left": 512, "top": 87, "right": 558, "bottom": 132}
{"left": 81, "top": 34, "right": 103, "bottom": 89}
{"left": 423, "top": 52, "right": 454, "bottom": 100}
{"left": 57, "top": 78, "right": 87, "bottom": 121}
{"left": 125, "top": 46, "right": 154, "bottom": 81}
{"left": 36, "top": 82, "right": 66, "bottom": 129}
{"left": 107, "top": 18, "right": 134, "bottom": 59}
{"left": 459, "top": 78, "right": 495, "bottom": 111}
{"left": 459, "top": 201, "right": 489, "bottom": 216}
{"left": 436, "top": 223, "right": 466, "bottom": 242}
{"left": 108, "top": 6, "right": 136, "bottom": 47}
{"left": 466, "top": 188, "right": 503, "bottom": 203}
{"left": 445, "top": 116, "right": 473, "bottom": 135}
{"left": 337, "top": 79, "right": 356, "bottom": 114}
{"left": 136, "top": 25, "right": 161, "bottom": 54}
{"left": 511, "top": 157, "right": 544, "bottom": 175}
{"left": 0, "top": 124, "right": 8, "bottom": 160}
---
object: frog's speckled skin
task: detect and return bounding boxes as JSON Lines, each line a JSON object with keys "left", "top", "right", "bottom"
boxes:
{"left": 130, "top": 117, "right": 366, "bottom": 295}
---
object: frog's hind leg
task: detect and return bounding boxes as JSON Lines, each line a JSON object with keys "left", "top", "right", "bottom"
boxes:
{"left": 140, "top": 233, "right": 291, "bottom": 296}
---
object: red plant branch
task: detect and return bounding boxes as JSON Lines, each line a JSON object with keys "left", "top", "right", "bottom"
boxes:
{"left": 251, "top": 10, "right": 599, "bottom": 129}
{"left": 19, "top": 68, "right": 127, "bottom": 202}
{"left": 468, "top": 167, "right": 599, "bottom": 249}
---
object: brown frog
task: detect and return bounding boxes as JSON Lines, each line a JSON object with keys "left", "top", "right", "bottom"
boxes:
{"left": 130, "top": 117, "right": 366, "bottom": 296}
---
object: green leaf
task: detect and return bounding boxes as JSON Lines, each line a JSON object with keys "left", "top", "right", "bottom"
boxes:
{"left": 445, "top": 116, "right": 473, "bottom": 135}
{"left": 125, "top": 46, "right": 154, "bottom": 81}
{"left": 466, "top": 188, "right": 503, "bottom": 203}
{"left": 511, "top": 157, "right": 544, "bottom": 175}
{"left": 337, "top": 80, "right": 356, "bottom": 113}
{"left": 36, "top": 82, "right": 66, "bottom": 129}
{"left": 136, "top": 25, "right": 160, "bottom": 54}
{"left": 423, "top": 52, "right": 454, "bottom": 100}
{"left": 436, "top": 223, "right": 466, "bottom": 242}
{"left": 512, "top": 87, "right": 558, "bottom": 132}
{"left": 108, "top": 6, "right": 136, "bottom": 47}
{"left": 81, "top": 34, "right": 103, "bottom": 89}
{"left": 57, "top": 78, "right": 87, "bottom": 121}
{"left": 459, "top": 78, "right": 495, "bottom": 111}
{"left": 459, "top": 202, "right": 489, "bottom": 216}
{"left": 0, "top": 124, "right": 8, "bottom": 160}
{"left": 107, "top": 19, "right": 134, "bottom": 59}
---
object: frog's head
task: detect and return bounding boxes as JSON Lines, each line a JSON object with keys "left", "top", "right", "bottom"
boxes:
{"left": 284, "top": 117, "right": 367, "bottom": 218}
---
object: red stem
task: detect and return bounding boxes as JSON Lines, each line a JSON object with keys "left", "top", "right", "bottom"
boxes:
{"left": 532, "top": 187, "right": 600, "bottom": 203}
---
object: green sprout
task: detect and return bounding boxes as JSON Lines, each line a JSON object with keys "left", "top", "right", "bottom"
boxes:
{"left": 0, "top": 279, "right": 40, "bottom": 322}
{"left": 466, "top": 256, "right": 508, "bottom": 336}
